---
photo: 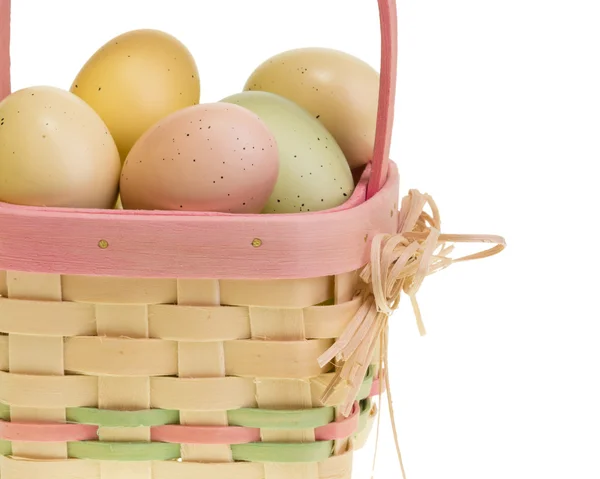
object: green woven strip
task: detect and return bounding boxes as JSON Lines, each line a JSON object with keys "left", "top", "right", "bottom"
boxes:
{"left": 358, "top": 399, "right": 372, "bottom": 434}
{"left": 0, "top": 403, "right": 10, "bottom": 421}
{"left": 356, "top": 365, "right": 375, "bottom": 400}
{"left": 228, "top": 405, "right": 335, "bottom": 429}
{"left": 0, "top": 364, "right": 376, "bottom": 434}
{"left": 0, "top": 402, "right": 375, "bottom": 462}
{"left": 232, "top": 441, "right": 334, "bottom": 463}
{"left": 67, "top": 440, "right": 334, "bottom": 463}
{"left": 0, "top": 440, "right": 12, "bottom": 456}
{"left": 68, "top": 441, "right": 181, "bottom": 461}
{"left": 66, "top": 407, "right": 180, "bottom": 427}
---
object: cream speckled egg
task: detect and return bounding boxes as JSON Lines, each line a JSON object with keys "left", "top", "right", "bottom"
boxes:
{"left": 245, "top": 48, "right": 379, "bottom": 169}
{"left": 71, "top": 29, "right": 200, "bottom": 162}
{"left": 0, "top": 86, "right": 121, "bottom": 208}
{"left": 120, "top": 103, "right": 278, "bottom": 213}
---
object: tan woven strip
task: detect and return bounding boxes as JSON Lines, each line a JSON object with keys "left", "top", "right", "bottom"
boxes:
{"left": 96, "top": 304, "right": 151, "bottom": 447}
{"left": 0, "top": 370, "right": 98, "bottom": 408}
{"left": 64, "top": 337, "right": 178, "bottom": 376}
{"left": 61, "top": 337, "right": 332, "bottom": 378}
{"left": 0, "top": 455, "right": 352, "bottom": 479}
{"left": 100, "top": 462, "right": 152, "bottom": 479}
{"left": 149, "top": 304, "right": 250, "bottom": 341}
{"left": 0, "top": 296, "right": 361, "bottom": 341}
{"left": 0, "top": 369, "right": 358, "bottom": 410}
{"left": 310, "top": 373, "right": 354, "bottom": 407}
{"left": 249, "top": 307, "right": 306, "bottom": 341}
{"left": 332, "top": 272, "right": 360, "bottom": 456}
{"left": 0, "top": 298, "right": 96, "bottom": 336}
{"left": 220, "top": 277, "right": 334, "bottom": 307}
{"left": 154, "top": 460, "right": 265, "bottom": 479}
{"left": 0, "top": 336, "right": 7, "bottom": 371}
{"left": 177, "top": 279, "right": 233, "bottom": 463}
{"left": 6, "top": 272, "right": 62, "bottom": 301}
{"left": 61, "top": 276, "right": 177, "bottom": 304}
{"left": 303, "top": 298, "right": 361, "bottom": 339}
{"left": 265, "top": 464, "right": 320, "bottom": 479}
{"left": 0, "top": 271, "right": 7, "bottom": 297}
{"left": 177, "top": 279, "right": 221, "bottom": 306}
{"left": 7, "top": 272, "right": 67, "bottom": 459}
{"left": 250, "top": 307, "right": 315, "bottom": 449}
{"left": 250, "top": 305, "right": 318, "bottom": 478}
{"left": 224, "top": 339, "right": 333, "bottom": 378}
{"left": 151, "top": 376, "right": 258, "bottom": 414}
{"left": 96, "top": 304, "right": 149, "bottom": 338}
{"left": 318, "top": 448, "right": 353, "bottom": 478}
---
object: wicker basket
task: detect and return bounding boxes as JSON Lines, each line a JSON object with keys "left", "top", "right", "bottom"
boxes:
{"left": 0, "top": 1, "right": 410, "bottom": 478}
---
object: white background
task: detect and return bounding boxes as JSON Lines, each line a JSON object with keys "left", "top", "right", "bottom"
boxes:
{"left": 8, "top": 1, "right": 600, "bottom": 478}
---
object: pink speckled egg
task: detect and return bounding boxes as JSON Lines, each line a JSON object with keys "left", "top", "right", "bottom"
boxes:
{"left": 120, "top": 103, "right": 279, "bottom": 213}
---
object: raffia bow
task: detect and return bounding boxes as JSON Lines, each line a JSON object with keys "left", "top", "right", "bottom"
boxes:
{"left": 318, "top": 189, "right": 506, "bottom": 419}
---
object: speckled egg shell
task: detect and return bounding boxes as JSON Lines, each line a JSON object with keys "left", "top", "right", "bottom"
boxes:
{"left": 220, "top": 91, "right": 354, "bottom": 214}
{"left": 71, "top": 29, "right": 200, "bottom": 162}
{"left": 244, "top": 48, "right": 379, "bottom": 169}
{"left": 120, "top": 103, "right": 278, "bottom": 213}
{"left": 0, "top": 86, "right": 121, "bottom": 208}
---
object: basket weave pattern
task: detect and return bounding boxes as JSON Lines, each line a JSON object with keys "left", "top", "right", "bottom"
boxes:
{"left": 0, "top": 269, "right": 381, "bottom": 478}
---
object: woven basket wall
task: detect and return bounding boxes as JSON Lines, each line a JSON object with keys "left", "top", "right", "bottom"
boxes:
{"left": 0, "top": 269, "right": 382, "bottom": 479}
{"left": 0, "top": 0, "right": 402, "bottom": 477}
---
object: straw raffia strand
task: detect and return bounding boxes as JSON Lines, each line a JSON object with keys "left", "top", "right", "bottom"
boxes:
{"left": 318, "top": 189, "right": 506, "bottom": 418}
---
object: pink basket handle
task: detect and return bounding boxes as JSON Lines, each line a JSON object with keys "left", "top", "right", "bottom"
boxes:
{"left": 0, "top": 0, "right": 397, "bottom": 198}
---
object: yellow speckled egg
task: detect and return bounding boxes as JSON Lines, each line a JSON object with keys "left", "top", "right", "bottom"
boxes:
{"left": 245, "top": 48, "right": 379, "bottom": 169}
{"left": 71, "top": 29, "right": 200, "bottom": 162}
{"left": 120, "top": 103, "right": 278, "bottom": 213}
{"left": 0, "top": 86, "right": 121, "bottom": 208}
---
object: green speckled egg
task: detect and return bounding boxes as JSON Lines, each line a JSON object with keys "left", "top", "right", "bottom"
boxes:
{"left": 220, "top": 91, "right": 354, "bottom": 214}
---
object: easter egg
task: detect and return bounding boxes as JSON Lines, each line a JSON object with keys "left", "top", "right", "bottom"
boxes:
{"left": 244, "top": 48, "right": 379, "bottom": 169}
{"left": 120, "top": 103, "right": 278, "bottom": 213}
{"left": 0, "top": 86, "right": 120, "bottom": 208}
{"left": 221, "top": 91, "right": 354, "bottom": 214}
{"left": 71, "top": 29, "right": 200, "bottom": 162}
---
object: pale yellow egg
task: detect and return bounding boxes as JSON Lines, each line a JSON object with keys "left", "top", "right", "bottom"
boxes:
{"left": 245, "top": 48, "right": 379, "bottom": 169}
{"left": 71, "top": 29, "right": 200, "bottom": 162}
{"left": 0, "top": 86, "right": 120, "bottom": 208}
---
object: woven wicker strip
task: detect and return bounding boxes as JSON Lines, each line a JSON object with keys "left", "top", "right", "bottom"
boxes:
{"left": 0, "top": 296, "right": 361, "bottom": 339}
{"left": 0, "top": 450, "right": 353, "bottom": 479}
{"left": 0, "top": 401, "right": 373, "bottom": 458}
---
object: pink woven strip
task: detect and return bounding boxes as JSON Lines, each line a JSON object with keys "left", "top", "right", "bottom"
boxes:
{"left": 367, "top": 0, "right": 398, "bottom": 199}
{"left": 0, "top": 420, "right": 98, "bottom": 442}
{"left": 0, "top": 163, "right": 399, "bottom": 279}
{"left": 151, "top": 424, "right": 261, "bottom": 445}
{"left": 314, "top": 402, "right": 360, "bottom": 442}
{"left": 0, "top": 404, "right": 364, "bottom": 445}
{"left": 369, "top": 376, "right": 386, "bottom": 398}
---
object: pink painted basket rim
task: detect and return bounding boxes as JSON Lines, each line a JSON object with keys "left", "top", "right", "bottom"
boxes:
{"left": 0, "top": 163, "right": 400, "bottom": 280}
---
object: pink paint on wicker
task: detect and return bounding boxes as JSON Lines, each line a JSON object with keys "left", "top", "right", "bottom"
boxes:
{"left": 0, "top": 402, "right": 362, "bottom": 444}
{"left": 0, "top": 163, "right": 399, "bottom": 279}
{"left": 314, "top": 402, "right": 360, "bottom": 442}
{"left": 0, "top": 420, "right": 98, "bottom": 442}
{"left": 0, "top": 0, "right": 399, "bottom": 278}
{"left": 0, "top": 0, "right": 8, "bottom": 101}
{"left": 369, "top": 376, "right": 385, "bottom": 398}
